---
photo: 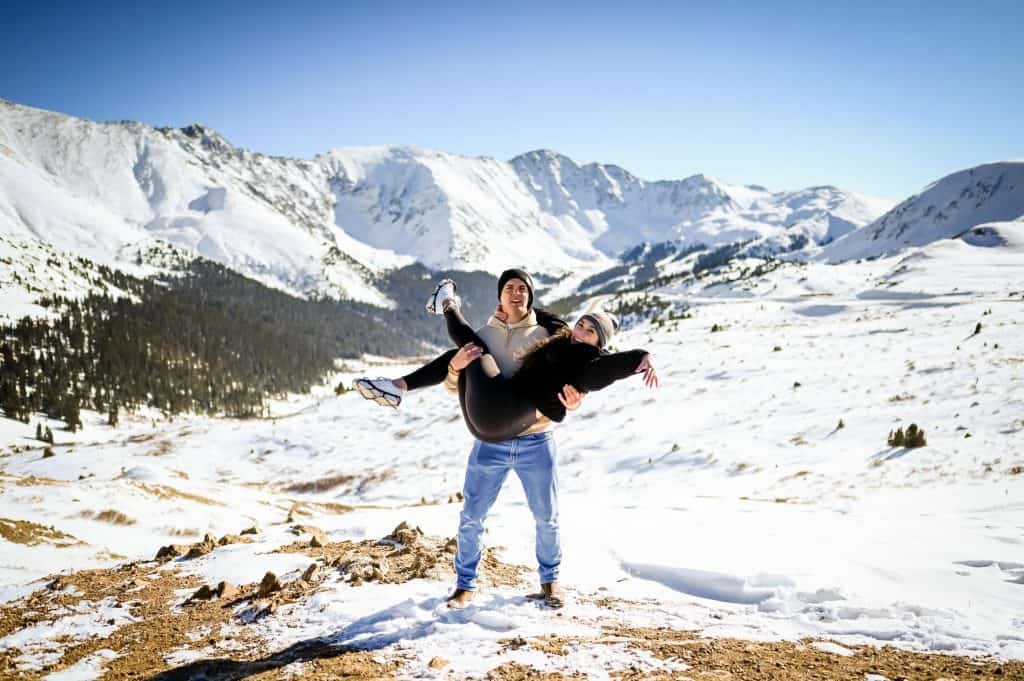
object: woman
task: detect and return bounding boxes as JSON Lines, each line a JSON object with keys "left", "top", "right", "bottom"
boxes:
{"left": 353, "top": 302, "right": 568, "bottom": 409}
{"left": 357, "top": 279, "right": 658, "bottom": 442}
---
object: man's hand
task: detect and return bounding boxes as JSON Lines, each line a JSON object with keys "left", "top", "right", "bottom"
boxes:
{"left": 450, "top": 342, "right": 483, "bottom": 371}
{"left": 558, "top": 384, "right": 587, "bottom": 411}
{"left": 636, "top": 354, "right": 659, "bottom": 388}
{"left": 493, "top": 304, "right": 508, "bottom": 324}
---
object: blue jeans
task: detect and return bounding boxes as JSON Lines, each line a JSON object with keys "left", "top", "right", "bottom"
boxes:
{"left": 454, "top": 432, "right": 560, "bottom": 590}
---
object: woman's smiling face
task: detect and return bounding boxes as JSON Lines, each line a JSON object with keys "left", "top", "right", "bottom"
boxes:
{"left": 572, "top": 318, "right": 600, "bottom": 347}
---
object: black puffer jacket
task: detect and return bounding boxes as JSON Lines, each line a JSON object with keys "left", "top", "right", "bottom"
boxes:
{"left": 510, "top": 333, "right": 648, "bottom": 422}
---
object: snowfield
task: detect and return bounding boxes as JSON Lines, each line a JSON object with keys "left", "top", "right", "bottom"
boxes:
{"left": 1, "top": 224, "right": 1022, "bottom": 677}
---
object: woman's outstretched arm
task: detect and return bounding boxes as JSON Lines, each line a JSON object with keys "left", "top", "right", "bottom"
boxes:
{"left": 573, "top": 349, "right": 652, "bottom": 393}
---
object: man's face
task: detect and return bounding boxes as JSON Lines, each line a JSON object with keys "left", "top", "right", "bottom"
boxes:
{"left": 499, "top": 278, "right": 530, "bottom": 321}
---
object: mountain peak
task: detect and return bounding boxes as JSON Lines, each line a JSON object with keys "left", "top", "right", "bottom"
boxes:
{"left": 176, "top": 124, "right": 233, "bottom": 152}
{"left": 821, "top": 160, "right": 1024, "bottom": 261}
{"left": 510, "top": 148, "right": 576, "bottom": 166}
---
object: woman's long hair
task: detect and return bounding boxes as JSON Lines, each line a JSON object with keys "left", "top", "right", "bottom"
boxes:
{"left": 516, "top": 326, "right": 572, "bottom": 367}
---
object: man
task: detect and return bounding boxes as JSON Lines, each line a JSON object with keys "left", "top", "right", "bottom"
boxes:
{"left": 444, "top": 268, "right": 581, "bottom": 610}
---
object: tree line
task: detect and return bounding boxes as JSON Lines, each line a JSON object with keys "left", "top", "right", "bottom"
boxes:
{"left": 0, "top": 259, "right": 500, "bottom": 428}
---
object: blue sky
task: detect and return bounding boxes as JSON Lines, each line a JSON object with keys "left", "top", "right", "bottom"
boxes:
{"left": 2, "top": 0, "right": 1021, "bottom": 199}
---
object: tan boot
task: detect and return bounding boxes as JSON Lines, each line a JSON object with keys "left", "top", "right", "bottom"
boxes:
{"left": 446, "top": 588, "right": 476, "bottom": 610}
{"left": 541, "top": 581, "right": 564, "bottom": 609}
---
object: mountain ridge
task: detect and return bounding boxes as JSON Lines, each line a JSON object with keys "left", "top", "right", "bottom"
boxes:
{"left": 1, "top": 99, "right": 898, "bottom": 301}
{"left": 819, "top": 161, "right": 1024, "bottom": 261}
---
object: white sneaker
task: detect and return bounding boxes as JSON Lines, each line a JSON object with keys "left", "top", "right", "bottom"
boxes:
{"left": 425, "top": 279, "right": 459, "bottom": 315}
{"left": 353, "top": 378, "right": 404, "bottom": 408}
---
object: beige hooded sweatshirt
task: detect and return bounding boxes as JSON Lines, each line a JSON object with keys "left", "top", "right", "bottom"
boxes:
{"left": 444, "top": 310, "right": 553, "bottom": 436}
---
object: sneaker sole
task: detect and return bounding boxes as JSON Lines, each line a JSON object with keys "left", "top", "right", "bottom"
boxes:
{"left": 353, "top": 380, "right": 401, "bottom": 408}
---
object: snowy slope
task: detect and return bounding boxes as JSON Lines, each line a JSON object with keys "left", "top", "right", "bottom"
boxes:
{"left": 511, "top": 150, "right": 895, "bottom": 257}
{"left": 1, "top": 244, "right": 1022, "bottom": 676}
{"left": 819, "top": 161, "right": 1024, "bottom": 261}
{"left": 320, "top": 146, "right": 610, "bottom": 274}
{"left": 0, "top": 234, "right": 161, "bottom": 324}
{"left": 0, "top": 99, "right": 406, "bottom": 305}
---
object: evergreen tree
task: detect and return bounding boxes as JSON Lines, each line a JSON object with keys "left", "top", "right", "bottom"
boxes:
{"left": 0, "top": 259, "right": 498, "bottom": 428}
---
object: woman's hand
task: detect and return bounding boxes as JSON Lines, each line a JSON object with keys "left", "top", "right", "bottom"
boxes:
{"left": 558, "top": 384, "right": 587, "bottom": 411}
{"left": 450, "top": 342, "right": 483, "bottom": 371}
{"left": 636, "top": 354, "right": 659, "bottom": 388}
{"left": 493, "top": 304, "right": 508, "bottom": 324}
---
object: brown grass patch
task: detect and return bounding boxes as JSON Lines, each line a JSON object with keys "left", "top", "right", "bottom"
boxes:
{"left": 295, "top": 501, "right": 355, "bottom": 515}
{"left": 162, "top": 527, "right": 201, "bottom": 538}
{"left": 145, "top": 439, "right": 174, "bottom": 456}
{"left": 284, "top": 473, "right": 355, "bottom": 494}
{"left": 0, "top": 517, "right": 82, "bottom": 546}
{"left": 124, "top": 432, "right": 157, "bottom": 443}
{"left": 80, "top": 510, "right": 136, "bottom": 525}
{"left": 284, "top": 469, "right": 395, "bottom": 496}
{"left": 11, "top": 474, "right": 67, "bottom": 487}
{"left": 132, "top": 481, "right": 223, "bottom": 506}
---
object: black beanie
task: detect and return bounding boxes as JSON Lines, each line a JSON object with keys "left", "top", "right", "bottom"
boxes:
{"left": 497, "top": 268, "right": 535, "bottom": 309}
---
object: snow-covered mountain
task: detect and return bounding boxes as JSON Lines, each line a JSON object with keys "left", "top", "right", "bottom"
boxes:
{"left": 0, "top": 100, "right": 895, "bottom": 304}
{"left": 0, "top": 100, "right": 408, "bottom": 305}
{"left": 819, "top": 161, "right": 1024, "bottom": 262}
{"left": 318, "top": 146, "right": 609, "bottom": 273}
{"left": 511, "top": 150, "right": 894, "bottom": 257}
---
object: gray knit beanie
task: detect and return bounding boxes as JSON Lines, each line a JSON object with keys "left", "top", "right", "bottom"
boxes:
{"left": 578, "top": 310, "right": 618, "bottom": 348}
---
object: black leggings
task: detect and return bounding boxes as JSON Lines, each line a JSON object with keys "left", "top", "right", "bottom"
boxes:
{"left": 443, "top": 308, "right": 539, "bottom": 443}
{"left": 398, "top": 309, "right": 495, "bottom": 391}
{"left": 401, "top": 349, "right": 457, "bottom": 391}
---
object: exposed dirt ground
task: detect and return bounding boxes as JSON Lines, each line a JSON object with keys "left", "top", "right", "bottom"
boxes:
{"left": 0, "top": 532, "right": 1020, "bottom": 680}
{"left": 0, "top": 523, "right": 525, "bottom": 680}
{"left": 274, "top": 520, "right": 529, "bottom": 589}
{"left": 517, "top": 624, "right": 1024, "bottom": 680}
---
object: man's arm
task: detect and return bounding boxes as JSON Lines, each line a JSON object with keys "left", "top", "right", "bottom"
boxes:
{"left": 444, "top": 342, "right": 483, "bottom": 394}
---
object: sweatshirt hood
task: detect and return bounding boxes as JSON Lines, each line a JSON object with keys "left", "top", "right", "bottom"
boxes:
{"left": 485, "top": 310, "right": 538, "bottom": 331}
